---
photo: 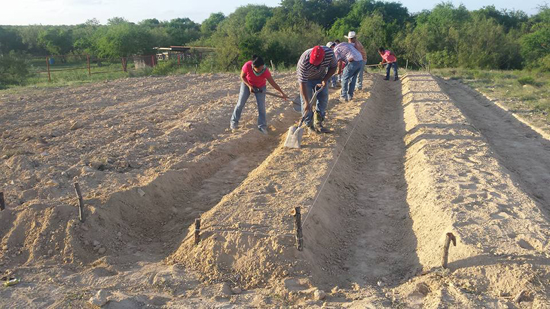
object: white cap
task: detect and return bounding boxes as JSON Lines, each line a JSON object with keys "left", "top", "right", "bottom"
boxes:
{"left": 326, "top": 41, "right": 336, "bottom": 48}
{"left": 344, "top": 31, "right": 357, "bottom": 39}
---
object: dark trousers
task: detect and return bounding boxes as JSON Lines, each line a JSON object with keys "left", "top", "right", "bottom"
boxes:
{"left": 385, "top": 62, "right": 398, "bottom": 79}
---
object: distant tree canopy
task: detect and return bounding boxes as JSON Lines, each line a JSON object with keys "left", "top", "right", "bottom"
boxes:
{"left": 1, "top": 0, "right": 549, "bottom": 71}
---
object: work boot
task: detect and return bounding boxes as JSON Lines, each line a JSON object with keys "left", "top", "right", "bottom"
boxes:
{"left": 314, "top": 112, "right": 330, "bottom": 134}
{"left": 306, "top": 123, "right": 317, "bottom": 135}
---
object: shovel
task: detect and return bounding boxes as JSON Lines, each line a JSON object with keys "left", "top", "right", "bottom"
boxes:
{"left": 284, "top": 85, "right": 324, "bottom": 149}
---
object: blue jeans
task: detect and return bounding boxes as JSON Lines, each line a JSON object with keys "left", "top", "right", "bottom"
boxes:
{"left": 357, "top": 60, "right": 366, "bottom": 90}
{"left": 330, "top": 75, "right": 337, "bottom": 87}
{"left": 341, "top": 60, "right": 363, "bottom": 100}
{"left": 230, "top": 83, "right": 267, "bottom": 129}
{"left": 299, "top": 80, "right": 329, "bottom": 127}
{"left": 385, "top": 62, "right": 398, "bottom": 79}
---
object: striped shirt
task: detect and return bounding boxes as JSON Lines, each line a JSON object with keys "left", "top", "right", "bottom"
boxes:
{"left": 296, "top": 46, "right": 338, "bottom": 83}
{"left": 334, "top": 43, "right": 363, "bottom": 64}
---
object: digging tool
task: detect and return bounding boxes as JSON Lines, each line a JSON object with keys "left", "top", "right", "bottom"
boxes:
{"left": 254, "top": 88, "right": 302, "bottom": 113}
{"left": 284, "top": 85, "right": 324, "bottom": 149}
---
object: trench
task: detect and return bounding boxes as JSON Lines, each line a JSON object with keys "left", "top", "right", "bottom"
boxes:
{"left": 302, "top": 77, "right": 420, "bottom": 288}
{"left": 437, "top": 77, "right": 550, "bottom": 210}
{"left": 76, "top": 96, "right": 298, "bottom": 264}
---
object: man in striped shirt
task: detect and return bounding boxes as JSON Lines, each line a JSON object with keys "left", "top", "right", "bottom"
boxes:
{"left": 334, "top": 42, "right": 363, "bottom": 101}
{"left": 296, "top": 45, "right": 338, "bottom": 133}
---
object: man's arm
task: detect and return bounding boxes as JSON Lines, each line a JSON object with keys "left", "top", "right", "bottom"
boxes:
{"left": 322, "top": 66, "right": 337, "bottom": 88}
{"left": 299, "top": 82, "right": 310, "bottom": 113}
{"left": 240, "top": 70, "right": 255, "bottom": 92}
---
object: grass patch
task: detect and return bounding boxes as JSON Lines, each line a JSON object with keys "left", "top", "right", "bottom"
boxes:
{"left": 432, "top": 68, "right": 550, "bottom": 127}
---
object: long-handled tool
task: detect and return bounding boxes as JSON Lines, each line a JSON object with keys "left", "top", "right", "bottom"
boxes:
{"left": 284, "top": 86, "right": 324, "bottom": 149}
{"left": 255, "top": 88, "right": 302, "bottom": 113}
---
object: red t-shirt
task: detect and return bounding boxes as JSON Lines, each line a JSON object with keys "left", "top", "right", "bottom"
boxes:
{"left": 382, "top": 50, "right": 397, "bottom": 63}
{"left": 242, "top": 61, "right": 271, "bottom": 88}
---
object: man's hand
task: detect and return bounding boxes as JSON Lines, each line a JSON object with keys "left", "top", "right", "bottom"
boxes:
{"left": 281, "top": 92, "right": 289, "bottom": 101}
{"left": 249, "top": 86, "right": 255, "bottom": 93}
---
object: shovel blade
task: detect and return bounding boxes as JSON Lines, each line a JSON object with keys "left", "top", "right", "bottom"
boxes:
{"left": 284, "top": 125, "right": 304, "bottom": 149}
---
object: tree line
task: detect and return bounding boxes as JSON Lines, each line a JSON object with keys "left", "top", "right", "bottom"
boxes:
{"left": 1, "top": 0, "right": 549, "bottom": 86}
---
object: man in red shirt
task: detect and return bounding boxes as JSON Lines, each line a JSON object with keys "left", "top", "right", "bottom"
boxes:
{"left": 378, "top": 47, "right": 398, "bottom": 81}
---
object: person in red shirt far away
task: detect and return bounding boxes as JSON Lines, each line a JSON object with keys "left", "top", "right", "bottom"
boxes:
{"left": 378, "top": 47, "right": 399, "bottom": 81}
{"left": 230, "top": 55, "right": 288, "bottom": 135}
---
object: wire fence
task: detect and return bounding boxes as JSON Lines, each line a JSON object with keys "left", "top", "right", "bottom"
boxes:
{"left": 28, "top": 51, "right": 210, "bottom": 82}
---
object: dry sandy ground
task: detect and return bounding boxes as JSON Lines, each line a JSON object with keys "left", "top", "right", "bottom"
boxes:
{"left": 1, "top": 72, "right": 550, "bottom": 308}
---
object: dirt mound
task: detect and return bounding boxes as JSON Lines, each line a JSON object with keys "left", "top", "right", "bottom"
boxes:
{"left": 168, "top": 78, "right": 377, "bottom": 289}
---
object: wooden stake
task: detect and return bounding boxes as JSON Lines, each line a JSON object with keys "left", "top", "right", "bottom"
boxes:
{"left": 294, "top": 207, "right": 303, "bottom": 251}
{"left": 87, "top": 55, "right": 91, "bottom": 76}
{"left": 46, "top": 57, "right": 51, "bottom": 82}
{"left": 0, "top": 192, "right": 5, "bottom": 211}
{"left": 74, "top": 183, "right": 85, "bottom": 222}
{"left": 270, "top": 60, "right": 275, "bottom": 72}
{"left": 442, "top": 232, "right": 456, "bottom": 268}
{"left": 194, "top": 219, "right": 201, "bottom": 245}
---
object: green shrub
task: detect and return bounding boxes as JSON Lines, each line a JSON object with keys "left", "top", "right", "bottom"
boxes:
{"left": 128, "top": 66, "right": 153, "bottom": 77}
{"left": 517, "top": 76, "right": 537, "bottom": 86}
{"left": 152, "top": 60, "right": 177, "bottom": 75}
{"left": 0, "top": 52, "right": 32, "bottom": 88}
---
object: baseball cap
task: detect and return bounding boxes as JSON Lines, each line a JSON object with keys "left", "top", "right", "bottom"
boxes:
{"left": 326, "top": 41, "right": 336, "bottom": 48}
{"left": 309, "top": 46, "right": 325, "bottom": 66}
{"left": 344, "top": 31, "right": 357, "bottom": 39}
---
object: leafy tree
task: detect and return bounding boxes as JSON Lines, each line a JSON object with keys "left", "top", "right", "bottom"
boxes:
{"left": 95, "top": 23, "right": 153, "bottom": 58}
{"left": 201, "top": 13, "right": 226, "bottom": 37}
{"left": 166, "top": 18, "right": 201, "bottom": 45}
{"left": 37, "top": 28, "right": 74, "bottom": 55}
{"left": 521, "top": 6, "right": 550, "bottom": 70}
{"left": 0, "top": 27, "right": 25, "bottom": 55}
{"left": 357, "top": 12, "right": 390, "bottom": 61}
{"left": 73, "top": 19, "right": 101, "bottom": 55}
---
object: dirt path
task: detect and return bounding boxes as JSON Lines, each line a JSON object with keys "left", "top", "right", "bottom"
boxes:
{"left": 437, "top": 78, "right": 550, "bottom": 209}
{"left": 340, "top": 80, "right": 419, "bottom": 287}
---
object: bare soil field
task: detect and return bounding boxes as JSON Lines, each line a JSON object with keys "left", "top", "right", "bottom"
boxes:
{"left": 1, "top": 72, "right": 550, "bottom": 308}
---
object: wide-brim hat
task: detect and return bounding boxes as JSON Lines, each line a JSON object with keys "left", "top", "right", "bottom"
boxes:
{"left": 344, "top": 31, "right": 357, "bottom": 39}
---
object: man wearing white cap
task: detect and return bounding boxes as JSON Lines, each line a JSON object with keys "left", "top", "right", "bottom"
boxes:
{"left": 345, "top": 31, "right": 367, "bottom": 90}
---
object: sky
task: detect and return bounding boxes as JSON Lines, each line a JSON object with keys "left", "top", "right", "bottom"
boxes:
{"left": 0, "top": 0, "right": 546, "bottom": 26}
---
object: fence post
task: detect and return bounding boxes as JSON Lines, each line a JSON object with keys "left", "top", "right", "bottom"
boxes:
{"left": 87, "top": 55, "right": 91, "bottom": 76}
{"left": 406, "top": 59, "right": 409, "bottom": 71}
{"left": 151, "top": 55, "right": 155, "bottom": 67}
{"left": 177, "top": 54, "right": 181, "bottom": 68}
{"left": 46, "top": 56, "right": 51, "bottom": 82}
{"left": 121, "top": 57, "right": 127, "bottom": 72}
